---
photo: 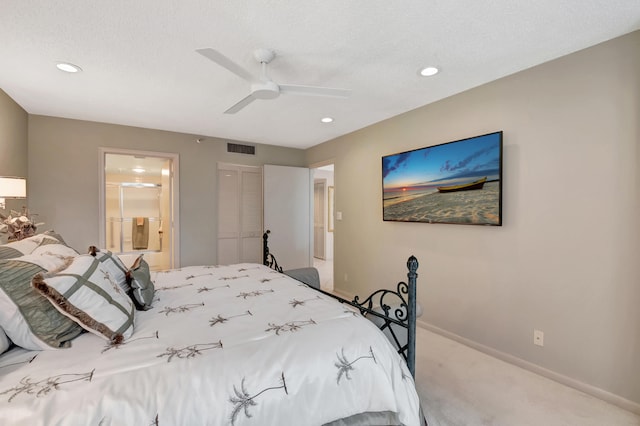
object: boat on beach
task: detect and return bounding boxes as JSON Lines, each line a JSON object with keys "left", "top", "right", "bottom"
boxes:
{"left": 437, "top": 177, "right": 487, "bottom": 193}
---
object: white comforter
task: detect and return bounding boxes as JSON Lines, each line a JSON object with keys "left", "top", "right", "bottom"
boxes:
{"left": 0, "top": 264, "right": 421, "bottom": 425}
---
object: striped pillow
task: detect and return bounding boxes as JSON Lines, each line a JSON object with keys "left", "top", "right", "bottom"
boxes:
{"left": 0, "top": 254, "right": 84, "bottom": 350}
{"left": 0, "top": 245, "right": 23, "bottom": 260}
{"left": 32, "top": 255, "right": 135, "bottom": 344}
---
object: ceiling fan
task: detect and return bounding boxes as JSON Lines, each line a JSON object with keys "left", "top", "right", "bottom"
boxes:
{"left": 196, "top": 48, "right": 352, "bottom": 114}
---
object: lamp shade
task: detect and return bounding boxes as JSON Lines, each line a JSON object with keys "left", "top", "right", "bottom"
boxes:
{"left": 0, "top": 177, "right": 26, "bottom": 198}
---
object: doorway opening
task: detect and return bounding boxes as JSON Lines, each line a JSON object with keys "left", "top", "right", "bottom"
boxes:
{"left": 99, "top": 148, "right": 179, "bottom": 270}
{"left": 312, "top": 163, "right": 334, "bottom": 291}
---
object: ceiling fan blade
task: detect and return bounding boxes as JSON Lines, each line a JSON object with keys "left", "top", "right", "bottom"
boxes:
{"left": 279, "top": 84, "right": 351, "bottom": 98}
{"left": 196, "top": 48, "right": 253, "bottom": 82}
{"left": 224, "top": 93, "right": 257, "bottom": 114}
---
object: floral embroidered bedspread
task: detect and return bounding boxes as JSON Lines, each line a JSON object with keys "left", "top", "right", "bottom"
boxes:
{"left": 0, "top": 264, "right": 421, "bottom": 425}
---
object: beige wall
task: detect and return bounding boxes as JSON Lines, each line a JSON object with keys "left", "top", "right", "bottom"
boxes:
{"left": 0, "top": 89, "right": 28, "bottom": 214}
{"left": 27, "top": 116, "right": 306, "bottom": 265}
{"left": 307, "top": 31, "right": 640, "bottom": 406}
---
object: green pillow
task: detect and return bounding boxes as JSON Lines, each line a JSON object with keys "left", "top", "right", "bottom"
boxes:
{"left": 127, "top": 255, "right": 154, "bottom": 311}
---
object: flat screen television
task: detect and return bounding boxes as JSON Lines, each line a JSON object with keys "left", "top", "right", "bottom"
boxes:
{"left": 382, "top": 131, "right": 503, "bottom": 226}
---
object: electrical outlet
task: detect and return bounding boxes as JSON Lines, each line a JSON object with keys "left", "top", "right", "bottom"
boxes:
{"left": 534, "top": 329, "right": 544, "bottom": 347}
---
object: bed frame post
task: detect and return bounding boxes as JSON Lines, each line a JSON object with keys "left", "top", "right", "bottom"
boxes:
{"left": 262, "top": 230, "right": 270, "bottom": 266}
{"left": 262, "top": 230, "right": 283, "bottom": 272}
{"left": 407, "top": 255, "right": 418, "bottom": 378}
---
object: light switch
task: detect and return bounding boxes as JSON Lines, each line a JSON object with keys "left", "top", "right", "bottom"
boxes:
{"left": 336, "top": 211, "right": 343, "bottom": 220}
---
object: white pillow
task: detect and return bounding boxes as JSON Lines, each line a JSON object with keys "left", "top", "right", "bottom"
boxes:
{"left": 0, "top": 234, "right": 68, "bottom": 260}
{"left": 32, "top": 255, "right": 135, "bottom": 344}
{"left": 31, "top": 243, "right": 80, "bottom": 266}
{"left": 0, "top": 326, "right": 10, "bottom": 354}
{"left": 89, "top": 248, "right": 131, "bottom": 293}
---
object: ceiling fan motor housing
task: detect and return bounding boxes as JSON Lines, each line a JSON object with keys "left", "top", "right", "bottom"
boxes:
{"left": 254, "top": 48, "right": 275, "bottom": 64}
{"left": 251, "top": 80, "right": 280, "bottom": 99}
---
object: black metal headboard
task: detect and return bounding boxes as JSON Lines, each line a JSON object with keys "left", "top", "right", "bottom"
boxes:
{"left": 262, "top": 230, "right": 419, "bottom": 378}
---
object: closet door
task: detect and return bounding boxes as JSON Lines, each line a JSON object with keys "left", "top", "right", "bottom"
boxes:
{"left": 240, "top": 169, "right": 263, "bottom": 262}
{"left": 263, "top": 164, "right": 312, "bottom": 270}
{"left": 217, "top": 164, "right": 262, "bottom": 265}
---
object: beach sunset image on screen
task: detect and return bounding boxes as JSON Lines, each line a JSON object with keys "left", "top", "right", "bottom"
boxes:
{"left": 382, "top": 131, "right": 502, "bottom": 225}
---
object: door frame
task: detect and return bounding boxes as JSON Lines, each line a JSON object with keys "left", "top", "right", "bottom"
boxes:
{"left": 98, "top": 147, "right": 180, "bottom": 268}
{"left": 313, "top": 179, "right": 327, "bottom": 260}
{"left": 309, "top": 159, "right": 335, "bottom": 275}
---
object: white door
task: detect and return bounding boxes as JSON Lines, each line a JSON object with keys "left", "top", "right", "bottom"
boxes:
{"left": 263, "top": 164, "right": 312, "bottom": 270}
{"left": 240, "top": 169, "right": 263, "bottom": 262}
{"left": 217, "top": 163, "right": 263, "bottom": 265}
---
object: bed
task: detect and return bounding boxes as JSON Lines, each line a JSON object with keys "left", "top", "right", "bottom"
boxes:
{"left": 0, "top": 232, "right": 422, "bottom": 425}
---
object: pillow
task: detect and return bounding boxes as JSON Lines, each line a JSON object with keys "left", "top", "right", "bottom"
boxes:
{"left": 88, "top": 246, "right": 130, "bottom": 293}
{"left": 42, "top": 230, "right": 67, "bottom": 245}
{"left": 0, "top": 326, "right": 10, "bottom": 354}
{"left": 0, "top": 234, "right": 60, "bottom": 260}
{"left": 0, "top": 254, "right": 84, "bottom": 350}
{"left": 32, "top": 255, "right": 135, "bottom": 344}
{"left": 32, "top": 242, "right": 80, "bottom": 261}
{"left": 126, "top": 255, "right": 154, "bottom": 311}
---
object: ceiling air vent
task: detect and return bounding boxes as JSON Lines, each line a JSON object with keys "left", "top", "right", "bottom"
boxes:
{"left": 227, "top": 143, "right": 256, "bottom": 155}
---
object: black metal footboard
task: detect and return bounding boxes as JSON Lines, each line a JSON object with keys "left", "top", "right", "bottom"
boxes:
{"left": 262, "top": 230, "right": 419, "bottom": 378}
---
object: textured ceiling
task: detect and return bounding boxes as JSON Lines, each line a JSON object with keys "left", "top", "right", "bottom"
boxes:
{"left": 1, "top": 1, "right": 639, "bottom": 149}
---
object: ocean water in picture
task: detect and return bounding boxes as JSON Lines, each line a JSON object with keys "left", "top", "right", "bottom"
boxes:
{"left": 383, "top": 186, "right": 438, "bottom": 208}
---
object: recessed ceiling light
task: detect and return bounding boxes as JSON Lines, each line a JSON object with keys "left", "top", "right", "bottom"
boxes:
{"left": 321, "top": 117, "right": 333, "bottom": 123}
{"left": 419, "top": 66, "right": 439, "bottom": 77}
{"left": 133, "top": 168, "right": 145, "bottom": 173}
{"left": 56, "top": 62, "right": 82, "bottom": 73}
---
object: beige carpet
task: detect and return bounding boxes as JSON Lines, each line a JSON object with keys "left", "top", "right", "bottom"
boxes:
{"left": 313, "top": 258, "right": 334, "bottom": 292}
{"left": 414, "top": 327, "right": 640, "bottom": 426}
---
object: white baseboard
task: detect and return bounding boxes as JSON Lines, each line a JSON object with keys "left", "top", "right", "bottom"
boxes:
{"left": 417, "top": 319, "right": 640, "bottom": 416}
